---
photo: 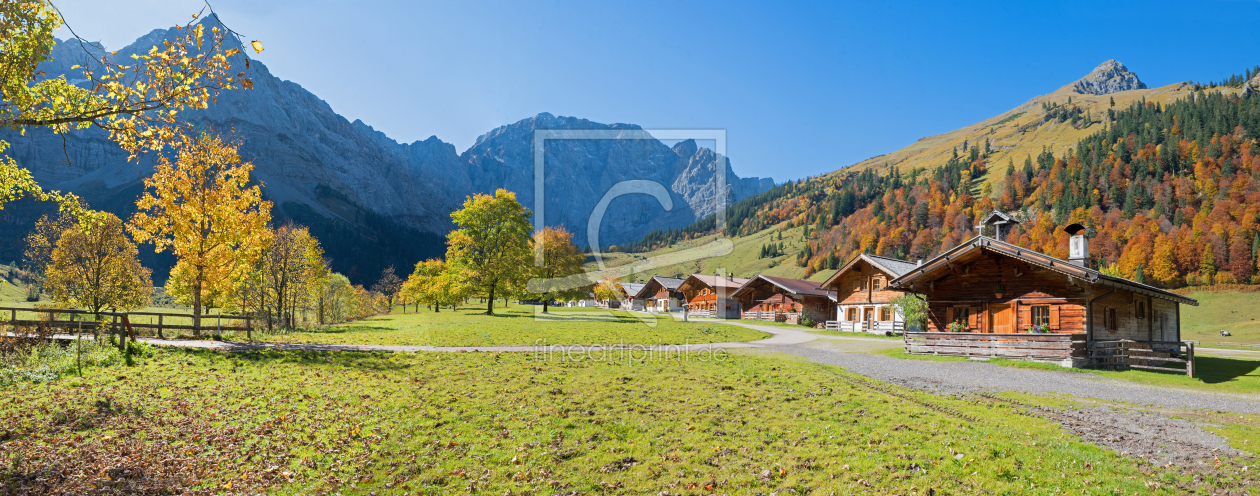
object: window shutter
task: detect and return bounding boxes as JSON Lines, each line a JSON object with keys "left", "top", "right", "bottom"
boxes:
{"left": 1019, "top": 305, "right": 1031, "bottom": 331}
{"left": 1049, "top": 305, "right": 1060, "bottom": 329}
{"left": 946, "top": 307, "right": 955, "bottom": 325}
{"left": 968, "top": 306, "right": 980, "bottom": 329}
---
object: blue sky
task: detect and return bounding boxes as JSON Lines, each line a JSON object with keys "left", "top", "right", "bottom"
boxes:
{"left": 54, "top": 0, "right": 1260, "bottom": 183}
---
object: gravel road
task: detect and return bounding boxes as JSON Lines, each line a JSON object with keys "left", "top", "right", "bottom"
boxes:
{"left": 772, "top": 339, "right": 1260, "bottom": 414}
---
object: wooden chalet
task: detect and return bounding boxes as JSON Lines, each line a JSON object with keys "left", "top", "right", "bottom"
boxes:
{"left": 890, "top": 213, "right": 1199, "bottom": 368}
{"left": 818, "top": 253, "right": 920, "bottom": 334}
{"left": 633, "top": 276, "right": 687, "bottom": 313}
{"left": 730, "top": 275, "right": 835, "bottom": 325}
{"left": 678, "top": 274, "right": 750, "bottom": 319}
{"left": 620, "top": 282, "right": 646, "bottom": 311}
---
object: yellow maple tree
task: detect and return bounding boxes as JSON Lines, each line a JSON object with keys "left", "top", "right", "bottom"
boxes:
{"left": 128, "top": 133, "right": 271, "bottom": 334}
{"left": 46, "top": 211, "right": 153, "bottom": 317}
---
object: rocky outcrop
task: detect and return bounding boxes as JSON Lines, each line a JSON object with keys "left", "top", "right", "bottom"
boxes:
{"left": 1071, "top": 60, "right": 1147, "bottom": 95}
{"left": 1, "top": 19, "right": 772, "bottom": 280}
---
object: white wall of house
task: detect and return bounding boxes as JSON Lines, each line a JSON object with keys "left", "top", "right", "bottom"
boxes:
{"left": 649, "top": 297, "right": 683, "bottom": 313}
{"left": 834, "top": 303, "right": 905, "bottom": 333}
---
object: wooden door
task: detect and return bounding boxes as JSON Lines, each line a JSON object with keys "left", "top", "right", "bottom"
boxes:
{"left": 989, "top": 304, "right": 1013, "bottom": 333}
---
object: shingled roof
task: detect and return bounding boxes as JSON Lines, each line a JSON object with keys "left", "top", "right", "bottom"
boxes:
{"left": 631, "top": 276, "right": 686, "bottom": 299}
{"left": 888, "top": 236, "right": 1198, "bottom": 306}
{"left": 819, "top": 253, "right": 918, "bottom": 290}
{"left": 731, "top": 275, "right": 835, "bottom": 299}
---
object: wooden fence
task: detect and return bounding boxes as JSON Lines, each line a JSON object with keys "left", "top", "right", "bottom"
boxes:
{"left": 2, "top": 307, "right": 253, "bottom": 340}
{"left": 830, "top": 320, "right": 907, "bottom": 335}
{"left": 1087, "top": 339, "right": 1196, "bottom": 378}
{"left": 903, "top": 332, "right": 1086, "bottom": 361}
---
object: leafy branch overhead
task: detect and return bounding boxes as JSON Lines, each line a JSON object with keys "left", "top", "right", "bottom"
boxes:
{"left": 0, "top": 0, "right": 259, "bottom": 213}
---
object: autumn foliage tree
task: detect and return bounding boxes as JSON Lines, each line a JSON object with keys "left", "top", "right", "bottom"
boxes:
{"left": 445, "top": 189, "right": 533, "bottom": 315}
{"left": 524, "top": 226, "right": 587, "bottom": 313}
{"left": 46, "top": 212, "right": 153, "bottom": 317}
{"left": 22, "top": 207, "right": 79, "bottom": 291}
{"left": 402, "top": 259, "right": 466, "bottom": 312}
{"left": 371, "top": 265, "right": 404, "bottom": 308}
{"left": 128, "top": 133, "right": 271, "bottom": 335}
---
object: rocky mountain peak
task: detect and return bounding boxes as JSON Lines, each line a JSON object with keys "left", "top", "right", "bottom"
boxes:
{"left": 1071, "top": 59, "right": 1147, "bottom": 95}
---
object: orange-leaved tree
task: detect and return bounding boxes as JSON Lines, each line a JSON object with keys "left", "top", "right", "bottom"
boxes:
{"left": 128, "top": 133, "right": 271, "bottom": 335}
{"left": 525, "top": 226, "right": 587, "bottom": 313}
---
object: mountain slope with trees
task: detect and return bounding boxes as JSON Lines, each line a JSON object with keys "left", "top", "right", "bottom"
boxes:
{"left": 626, "top": 64, "right": 1260, "bottom": 291}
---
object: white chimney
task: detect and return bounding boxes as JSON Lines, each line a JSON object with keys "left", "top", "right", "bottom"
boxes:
{"left": 1064, "top": 224, "right": 1093, "bottom": 267}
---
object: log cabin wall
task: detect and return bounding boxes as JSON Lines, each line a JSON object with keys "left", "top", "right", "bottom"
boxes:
{"left": 1089, "top": 287, "right": 1180, "bottom": 341}
{"left": 921, "top": 251, "right": 1088, "bottom": 334}
{"left": 1152, "top": 297, "right": 1180, "bottom": 342}
{"left": 738, "top": 285, "right": 833, "bottom": 323}
{"left": 832, "top": 261, "right": 902, "bottom": 305}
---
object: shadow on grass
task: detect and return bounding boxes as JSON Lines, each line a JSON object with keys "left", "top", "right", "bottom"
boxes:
{"left": 1189, "top": 356, "right": 1259, "bottom": 385}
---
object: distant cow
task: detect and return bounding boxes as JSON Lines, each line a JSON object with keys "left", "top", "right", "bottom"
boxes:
{"left": 1221, "top": 330, "right": 1232, "bottom": 336}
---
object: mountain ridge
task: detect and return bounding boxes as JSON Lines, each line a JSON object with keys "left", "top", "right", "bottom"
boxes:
{"left": 0, "top": 20, "right": 772, "bottom": 284}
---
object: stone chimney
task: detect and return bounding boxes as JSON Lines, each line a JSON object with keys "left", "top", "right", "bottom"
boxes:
{"left": 1064, "top": 224, "right": 1094, "bottom": 267}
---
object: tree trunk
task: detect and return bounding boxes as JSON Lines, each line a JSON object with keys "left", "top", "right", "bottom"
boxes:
{"left": 543, "top": 299, "right": 549, "bottom": 313}
{"left": 434, "top": 299, "right": 440, "bottom": 313}
{"left": 193, "top": 268, "right": 203, "bottom": 337}
{"left": 487, "top": 286, "right": 496, "bottom": 315}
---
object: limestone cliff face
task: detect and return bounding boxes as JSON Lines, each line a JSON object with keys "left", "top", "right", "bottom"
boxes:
{"left": 1, "top": 20, "right": 772, "bottom": 278}
{"left": 1071, "top": 60, "right": 1147, "bottom": 95}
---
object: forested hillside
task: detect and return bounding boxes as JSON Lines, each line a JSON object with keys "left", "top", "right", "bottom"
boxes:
{"left": 630, "top": 88, "right": 1260, "bottom": 289}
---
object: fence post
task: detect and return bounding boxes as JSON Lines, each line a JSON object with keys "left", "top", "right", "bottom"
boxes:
{"left": 157, "top": 314, "right": 164, "bottom": 340}
{"left": 1186, "top": 342, "right": 1195, "bottom": 379}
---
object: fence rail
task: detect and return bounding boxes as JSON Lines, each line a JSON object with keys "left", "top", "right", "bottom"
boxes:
{"left": 903, "top": 332, "right": 1086, "bottom": 361}
{"left": 1087, "top": 339, "right": 1196, "bottom": 378}
{"left": 827, "top": 320, "right": 906, "bottom": 335}
{"left": 2, "top": 306, "right": 253, "bottom": 340}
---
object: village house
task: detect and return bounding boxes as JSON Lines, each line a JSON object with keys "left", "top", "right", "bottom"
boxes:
{"left": 889, "top": 212, "right": 1198, "bottom": 367}
{"left": 730, "top": 275, "right": 835, "bottom": 325}
{"left": 678, "top": 274, "right": 749, "bottom": 319}
{"left": 620, "top": 282, "right": 646, "bottom": 311}
{"left": 818, "top": 253, "right": 920, "bottom": 334}
{"left": 633, "top": 276, "right": 686, "bottom": 313}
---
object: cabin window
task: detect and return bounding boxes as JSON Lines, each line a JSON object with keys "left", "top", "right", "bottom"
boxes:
{"left": 858, "top": 279, "right": 868, "bottom": 291}
{"left": 879, "top": 307, "right": 893, "bottom": 321}
{"left": 845, "top": 308, "right": 858, "bottom": 321}
{"left": 872, "top": 276, "right": 884, "bottom": 290}
{"left": 1136, "top": 301, "right": 1146, "bottom": 320}
{"left": 952, "top": 306, "right": 970, "bottom": 325}
{"left": 1105, "top": 307, "right": 1118, "bottom": 331}
{"left": 1031, "top": 306, "right": 1050, "bottom": 327}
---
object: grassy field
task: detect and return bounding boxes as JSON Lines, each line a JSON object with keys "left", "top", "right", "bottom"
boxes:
{"left": 258, "top": 305, "right": 769, "bottom": 346}
{"left": 877, "top": 348, "right": 1260, "bottom": 396}
{"left": 4, "top": 347, "right": 1252, "bottom": 495}
{"left": 1180, "top": 290, "right": 1260, "bottom": 346}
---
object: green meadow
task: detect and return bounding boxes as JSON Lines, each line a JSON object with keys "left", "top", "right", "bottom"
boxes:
{"left": 4, "top": 347, "right": 1250, "bottom": 495}
{"left": 258, "top": 305, "right": 769, "bottom": 347}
